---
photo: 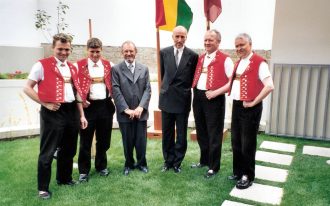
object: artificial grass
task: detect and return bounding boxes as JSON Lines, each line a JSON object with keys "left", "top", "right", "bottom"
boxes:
{"left": 0, "top": 131, "right": 329, "bottom": 206}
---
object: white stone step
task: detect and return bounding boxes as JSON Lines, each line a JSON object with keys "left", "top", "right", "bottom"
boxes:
{"left": 302, "top": 146, "right": 330, "bottom": 158}
{"left": 230, "top": 183, "right": 283, "bottom": 205}
{"left": 221, "top": 200, "right": 254, "bottom": 206}
{"left": 256, "top": 151, "right": 293, "bottom": 166}
{"left": 260, "top": 141, "right": 296, "bottom": 153}
{"left": 255, "top": 165, "right": 288, "bottom": 182}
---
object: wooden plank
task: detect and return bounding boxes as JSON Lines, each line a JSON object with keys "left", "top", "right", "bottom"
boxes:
{"left": 190, "top": 128, "right": 228, "bottom": 142}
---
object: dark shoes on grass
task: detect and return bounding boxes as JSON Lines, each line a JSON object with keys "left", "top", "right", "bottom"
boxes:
{"left": 236, "top": 175, "right": 253, "bottom": 189}
{"left": 38, "top": 191, "right": 51, "bottom": 200}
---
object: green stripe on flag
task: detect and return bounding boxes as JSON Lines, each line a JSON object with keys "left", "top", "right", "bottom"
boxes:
{"left": 176, "top": 0, "right": 193, "bottom": 31}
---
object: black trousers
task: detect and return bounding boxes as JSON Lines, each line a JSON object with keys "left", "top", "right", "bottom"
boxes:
{"left": 119, "top": 120, "right": 147, "bottom": 168}
{"left": 193, "top": 89, "right": 225, "bottom": 172}
{"left": 161, "top": 111, "right": 189, "bottom": 168}
{"left": 78, "top": 98, "right": 115, "bottom": 174}
{"left": 38, "top": 103, "right": 79, "bottom": 191}
{"left": 231, "top": 100, "right": 262, "bottom": 181}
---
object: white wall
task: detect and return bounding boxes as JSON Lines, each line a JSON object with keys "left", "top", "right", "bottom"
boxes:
{"left": 36, "top": 0, "right": 275, "bottom": 49}
{"left": 271, "top": 0, "right": 330, "bottom": 64}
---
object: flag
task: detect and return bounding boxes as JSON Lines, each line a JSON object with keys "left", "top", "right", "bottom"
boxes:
{"left": 204, "top": 0, "right": 222, "bottom": 23}
{"left": 155, "top": 0, "right": 193, "bottom": 31}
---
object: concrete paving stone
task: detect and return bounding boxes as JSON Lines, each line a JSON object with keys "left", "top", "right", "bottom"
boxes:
{"left": 230, "top": 183, "right": 283, "bottom": 205}
{"left": 255, "top": 165, "right": 288, "bottom": 182}
{"left": 302, "top": 146, "right": 330, "bottom": 158}
{"left": 256, "top": 151, "right": 293, "bottom": 166}
{"left": 221, "top": 200, "right": 254, "bottom": 206}
{"left": 260, "top": 141, "right": 296, "bottom": 153}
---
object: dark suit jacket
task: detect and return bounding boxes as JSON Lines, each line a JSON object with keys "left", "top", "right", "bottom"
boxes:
{"left": 158, "top": 46, "right": 198, "bottom": 113}
{"left": 112, "top": 61, "right": 151, "bottom": 122}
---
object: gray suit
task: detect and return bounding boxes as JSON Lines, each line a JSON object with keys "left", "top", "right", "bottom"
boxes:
{"left": 112, "top": 61, "right": 151, "bottom": 168}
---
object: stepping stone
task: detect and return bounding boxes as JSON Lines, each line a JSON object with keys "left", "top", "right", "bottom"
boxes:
{"left": 260, "top": 141, "right": 296, "bottom": 153}
{"left": 327, "top": 160, "right": 330, "bottom": 165}
{"left": 255, "top": 165, "right": 288, "bottom": 182}
{"left": 256, "top": 151, "right": 293, "bottom": 166}
{"left": 302, "top": 146, "right": 330, "bottom": 158}
{"left": 221, "top": 200, "right": 254, "bottom": 206}
{"left": 230, "top": 183, "right": 283, "bottom": 205}
{"left": 73, "top": 162, "right": 78, "bottom": 169}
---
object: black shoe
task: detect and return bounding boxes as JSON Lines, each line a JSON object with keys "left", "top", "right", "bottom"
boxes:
{"left": 79, "top": 174, "right": 89, "bottom": 182}
{"left": 236, "top": 175, "right": 253, "bottom": 189}
{"left": 38, "top": 191, "right": 51, "bottom": 199}
{"left": 161, "top": 165, "right": 170, "bottom": 172}
{"left": 57, "top": 180, "right": 77, "bottom": 186}
{"left": 204, "top": 170, "right": 217, "bottom": 178}
{"left": 228, "top": 174, "right": 239, "bottom": 180}
{"left": 191, "top": 163, "right": 207, "bottom": 168}
{"left": 99, "top": 168, "right": 109, "bottom": 176}
{"left": 173, "top": 167, "right": 181, "bottom": 173}
{"left": 138, "top": 166, "right": 148, "bottom": 173}
{"left": 123, "top": 167, "right": 130, "bottom": 176}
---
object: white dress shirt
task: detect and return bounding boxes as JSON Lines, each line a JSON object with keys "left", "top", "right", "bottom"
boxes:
{"left": 125, "top": 60, "right": 136, "bottom": 73}
{"left": 173, "top": 46, "right": 184, "bottom": 66}
{"left": 87, "top": 59, "right": 106, "bottom": 100}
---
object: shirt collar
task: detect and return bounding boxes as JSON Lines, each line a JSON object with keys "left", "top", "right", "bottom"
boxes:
{"left": 54, "top": 57, "right": 67, "bottom": 66}
{"left": 88, "top": 58, "right": 102, "bottom": 67}
{"left": 173, "top": 46, "right": 184, "bottom": 54}
{"left": 242, "top": 52, "right": 253, "bottom": 61}
{"left": 206, "top": 50, "right": 217, "bottom": 59}
{"left": 125, "top": 60, "right": 135, "bottom": 68}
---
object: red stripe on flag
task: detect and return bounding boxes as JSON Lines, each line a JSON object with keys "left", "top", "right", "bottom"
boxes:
{"left": 156, "top": 0, "right": 166, "bottom": 27}
{"left": 204, "top": 0, "right": 222, "bottom": 23}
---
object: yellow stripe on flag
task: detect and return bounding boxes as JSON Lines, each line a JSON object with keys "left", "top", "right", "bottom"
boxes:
{"left": 159, "top": 0, "right": 178, "bottom": 31}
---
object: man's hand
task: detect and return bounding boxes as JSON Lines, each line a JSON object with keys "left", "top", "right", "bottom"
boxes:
{"left": 205, "top": 90, "right": 218, "bottom": 100}
{"left": 125, "top": 109, "right": 135, "bottom": 120}
{"left": 243, "top": 101, "right": 255, "bottom": 108}
{"left": 134, "top": 106, "right": 144, "bottom": 119}
{"left": 43, "top": 102, "right": 61, "bottom": 111}
{"left": 83, "top": 100, "right": 90, "bottom": 108}
{"left": 80, "top": 116, "right": 88, "bottom": 129}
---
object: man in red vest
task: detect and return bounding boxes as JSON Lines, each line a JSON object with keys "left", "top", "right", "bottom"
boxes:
{"left": 191, "top": 29, "right": 234, "bottom": 178}
{"left": 228, "top": 33, "right": 274, "bottom": 189}
{"left": 24, "top": 33, "right": 88, "bottom": 199}
{"left": 76, "top": 38, "right": 115, "bottom": 182}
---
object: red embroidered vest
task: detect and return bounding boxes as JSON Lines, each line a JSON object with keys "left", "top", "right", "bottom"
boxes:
{"left": 77, "top": 58, "right": 112, "bottom": 101}
{"left": 38, "top": 57, "right": 83, "bottom": 102}
{"left": 192, "top": 50, "right": 229, "bottom": 90}
{"left": 228, "top": 53, "right": 266, "bottom": 101}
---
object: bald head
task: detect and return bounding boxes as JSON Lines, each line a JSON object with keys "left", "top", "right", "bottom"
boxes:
{"left": 172, "top": 25, "right": 187, "bottom": 49}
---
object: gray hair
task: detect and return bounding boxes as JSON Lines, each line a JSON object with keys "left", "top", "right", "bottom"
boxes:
{"left": 207, "top": 29, "right": 221, "bottom": 42}
{"left": 236, "top": 33, "right": 252, "bottom": 44}
{"left": 121, "top": 40, "right": 137, "bottom": 52}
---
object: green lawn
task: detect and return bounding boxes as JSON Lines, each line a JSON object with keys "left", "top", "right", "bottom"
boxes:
{"left": 0, "top": 130, "right": 329, "bottom": 206}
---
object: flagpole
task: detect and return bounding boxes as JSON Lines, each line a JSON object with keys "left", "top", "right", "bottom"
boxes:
{"left": 156, "top": 27, "right": 161, "bottom": 91}
{"left": 146, "top": 27, "right": 162, "bottom": 138}
{"left": 89, "top": 19, "right": 92, "bottom": 38}
{"left": 206, "top": 19, "right": 210, "bottom": 31}
{"left": 88, "top": 18, "right": 97, "bottom": 158}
